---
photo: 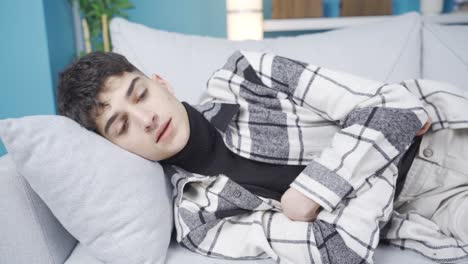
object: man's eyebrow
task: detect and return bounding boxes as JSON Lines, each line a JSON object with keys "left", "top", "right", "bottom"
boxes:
{"left": 125, "top": 76, "right": 140, "bottom": 99}
{"left": 104, "top": 76, "right": 140, "bottom": 135}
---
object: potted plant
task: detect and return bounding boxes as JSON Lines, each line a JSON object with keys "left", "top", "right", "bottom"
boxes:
{"left": 69, "top": 0, "right": 134, "bottom": 55}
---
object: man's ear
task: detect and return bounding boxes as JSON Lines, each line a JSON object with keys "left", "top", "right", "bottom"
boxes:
{"left": 151, "top": 74, "right": 174, "bottom": 95}
{"left": 150, "top": 73, "right": 162, "bottom": 83}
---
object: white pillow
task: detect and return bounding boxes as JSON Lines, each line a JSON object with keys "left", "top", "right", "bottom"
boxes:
{"left": 422, "top": 22, "right": 468, "bottom": 91}
{"left": 0, "top": 115, "right": 173, "bottom": 264}
{"left": 110, "top": 12, "right": 422, "bottom": 104}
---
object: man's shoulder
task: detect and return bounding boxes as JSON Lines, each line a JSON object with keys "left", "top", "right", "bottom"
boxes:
{"left": 191, "top": 102, "right": 240, "bottom": 133}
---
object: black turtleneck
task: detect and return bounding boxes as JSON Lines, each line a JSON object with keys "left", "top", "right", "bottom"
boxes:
{"left": 161, "top": 102, "right": 421, "bottom": 202}
{"left": 161, "top": 102, "right": 306, "bottom": 201}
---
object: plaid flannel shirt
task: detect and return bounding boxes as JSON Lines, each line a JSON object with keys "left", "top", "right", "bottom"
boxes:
{"left": 163, "top": 50, "right": 468, "bottom": 263}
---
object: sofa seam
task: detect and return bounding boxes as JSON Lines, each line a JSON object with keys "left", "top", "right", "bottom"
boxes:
{"left": 419, "top": 19, "right": 423, "bottom": 79}
{"left": 385, "top": 16, "right": 420, "bottom": 82}
{"left": 422, "top": 22, "right": 468, "bottom": 76}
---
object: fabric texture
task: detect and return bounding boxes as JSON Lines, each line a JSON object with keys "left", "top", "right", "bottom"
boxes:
{"left": 0, "top": 115, "right": 173, "bottom": 264}
{"left": 163, "top": 100, "right": 420, "bottom": 203}
{"left": 384, "top": 128, "right": 468, "bottom": 263}
{"left": 395, "top": 134, "right": 423, "bottom": 199}
{"left": 167, "top": 50, "right": 468, "bottom": 263}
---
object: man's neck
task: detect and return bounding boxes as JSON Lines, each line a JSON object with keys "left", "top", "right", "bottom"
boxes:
{"left": 160, "top": 102, "right": 218, "bottom": 172}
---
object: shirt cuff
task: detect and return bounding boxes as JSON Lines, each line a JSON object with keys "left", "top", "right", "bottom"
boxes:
{"left": 289, "top": 159, "right": 354, "bottom": 211}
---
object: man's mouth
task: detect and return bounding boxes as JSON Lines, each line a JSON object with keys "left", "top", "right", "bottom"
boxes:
{"left": 156, "top": 118, "right": 172, "bottom": 143}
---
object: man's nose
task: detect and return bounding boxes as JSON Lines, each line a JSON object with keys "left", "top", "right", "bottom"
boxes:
{"left": 133, "top": 108, "right": 158, "bottom": 132}
{"left": 144, "top": 115, "right": 158, "bottom": 133}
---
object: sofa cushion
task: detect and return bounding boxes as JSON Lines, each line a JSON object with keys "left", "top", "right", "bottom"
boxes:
{"left": 64, "top": 237, "right": 434, "bottom": 264}
{"left": 422, "top": 23, "right": 468, "bottom": 91}
{"left": 110, "top": 12, "right": 422, "bottom": 104}
{"left": 0, "top": 155, "right": 77, "bottom": 264}
{"left": 0, "top": 115, "right": 173, "bottom": 264}
{"left": 65, "top": 240, "right": 276, "bottom": 264}
{"left": 64, "top": 243, "right": 103, "bottom": 264}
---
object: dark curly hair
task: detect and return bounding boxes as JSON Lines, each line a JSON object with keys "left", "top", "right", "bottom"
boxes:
{"left": 56, "top": 52, "right": 141, "bottom": 134}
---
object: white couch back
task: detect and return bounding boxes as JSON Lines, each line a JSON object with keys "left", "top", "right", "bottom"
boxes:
{"left": 110, "top": 12, "right": 423, "bottom": 104}
{"left": 422, "top": 22, "right": 468, "bottom": 91}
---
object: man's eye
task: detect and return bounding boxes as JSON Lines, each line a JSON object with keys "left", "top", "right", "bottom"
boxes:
{"left": 137, "top": 89, "right": 147, "bottom": 102}
{"left": 119, "top": 120, "right": 128, "bottom": 135}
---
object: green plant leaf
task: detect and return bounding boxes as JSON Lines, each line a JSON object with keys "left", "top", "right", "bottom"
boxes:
{"left": 76, "top": 0, "right": 134, "bottom": 56}
{"left": 119, "top": 2, "right": 134, "bottom": 9}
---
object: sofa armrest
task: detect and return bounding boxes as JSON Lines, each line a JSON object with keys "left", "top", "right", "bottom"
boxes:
{"left": 0, "top": 154, "right": 77, "bottom": 264}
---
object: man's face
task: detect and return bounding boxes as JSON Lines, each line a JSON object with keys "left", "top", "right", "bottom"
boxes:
{"left": 94, "top": 71, "right": 190, "bottom": 161}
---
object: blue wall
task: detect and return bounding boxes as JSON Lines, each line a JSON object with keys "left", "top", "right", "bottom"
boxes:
{"left": 43, "top": 0, "right": 76, "bottom": 98}
{"left": 0, "top": 1, "right": 56, "bottom": 157}
{"left": 127, "top": 0, "right": 227, "bottom": 37}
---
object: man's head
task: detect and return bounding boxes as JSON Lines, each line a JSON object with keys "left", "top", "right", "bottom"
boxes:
{"left": 57, "top": 52, "right": 190, "bottom": 161}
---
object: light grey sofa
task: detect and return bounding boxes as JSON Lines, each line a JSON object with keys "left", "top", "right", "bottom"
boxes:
{"left": 0, "top": 154, "right": 436, "bottom": 264}
{"left": 1, "top": 12, "right": 468, "bottom": 264}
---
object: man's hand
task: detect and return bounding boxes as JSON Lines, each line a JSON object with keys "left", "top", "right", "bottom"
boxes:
{"left": 280, "top": 187, "right": 321, "bottom": 222}
{"left": 416, "top": 117, "right": 432, "bottom": 136}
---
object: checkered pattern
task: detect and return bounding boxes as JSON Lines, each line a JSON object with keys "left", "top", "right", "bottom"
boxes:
{"left": 165, "top": 50, "right": 468, "bottom": 263}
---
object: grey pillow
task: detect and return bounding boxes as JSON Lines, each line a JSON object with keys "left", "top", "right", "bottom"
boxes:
{"left": 0, "top": 115, "right": 173, "bottom": 264}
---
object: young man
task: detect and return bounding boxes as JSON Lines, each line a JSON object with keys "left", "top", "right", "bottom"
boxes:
{"left": 57, "top": 51, "right": 468, "bottom": 263}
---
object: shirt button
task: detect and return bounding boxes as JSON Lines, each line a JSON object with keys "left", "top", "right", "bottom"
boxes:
{"left": 423, "top": 148, "right": 433, "bottom": 158}
{"left": 233, "top": 190, "right": 242, "bottom": 198}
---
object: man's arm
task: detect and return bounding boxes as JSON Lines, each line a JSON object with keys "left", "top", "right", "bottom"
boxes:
{"left": 237, "top": 50, "right": 429, "bottom": 212}
{"left": 281, "top": 113, "right": 430, "bottom": 222}
{"left": 187, "top": 51, "right": 429, "bottom": 262}
{"left": 172, "top": 173, "right": 383, "bottom": 264}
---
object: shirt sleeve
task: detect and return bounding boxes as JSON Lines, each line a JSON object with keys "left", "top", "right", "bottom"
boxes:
{"left": 238, "top": 50, "right": 429, "bottom": 211}
{"left": 174, "top": 173, "right": 390, "bottom": 264}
